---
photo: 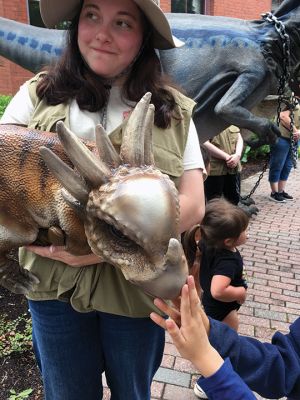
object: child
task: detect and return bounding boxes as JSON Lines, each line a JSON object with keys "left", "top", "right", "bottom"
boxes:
{"left": 151, "top": 276, "right": 256, "bottom": 400}
{"left": 199, "top": 198, "right": 249, "bottom": 331}
{"left": 150, "top": 275, "right": 300, "bottom": 400}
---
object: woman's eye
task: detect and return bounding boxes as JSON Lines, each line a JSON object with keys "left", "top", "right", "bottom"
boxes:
{"left": 116, "top": 20, "right": 131, "bottom": 29}
{"left": 86, "top": 11, "right": 97, "bottom": 21}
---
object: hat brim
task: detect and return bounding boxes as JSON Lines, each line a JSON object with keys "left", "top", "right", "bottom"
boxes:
{"left": 40, "top": 0, "right": 184, "bottom": 49}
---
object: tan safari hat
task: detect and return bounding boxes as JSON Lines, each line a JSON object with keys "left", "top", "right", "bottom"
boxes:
{"left": 40, "top": 0, "right": 184, "bottom": 49}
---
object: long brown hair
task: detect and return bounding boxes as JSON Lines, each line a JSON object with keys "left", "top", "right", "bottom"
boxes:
{"left": 36, "top": 4, "right": 180, "bottom": 129}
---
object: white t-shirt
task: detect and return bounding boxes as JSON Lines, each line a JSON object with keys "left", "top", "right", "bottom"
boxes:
{"left": 1, "top": 82, "right": 204, "bottom": 171}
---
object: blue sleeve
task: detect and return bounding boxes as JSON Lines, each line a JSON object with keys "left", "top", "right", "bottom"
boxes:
{"left": 208, "top": 317, "right": 300, "bottom": 398}
{"left": 198, "top": 358, "right": 256, "bottom": 400}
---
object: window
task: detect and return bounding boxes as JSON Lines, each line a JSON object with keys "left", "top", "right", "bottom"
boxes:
{"left": 171, "top": 0, "right": 204, "bottom": 14}
{"left": 28, "top": 0, "right": 45, "bottom": 27}
{"left": 27, "top": 0, "right": 69, "bottom": 29}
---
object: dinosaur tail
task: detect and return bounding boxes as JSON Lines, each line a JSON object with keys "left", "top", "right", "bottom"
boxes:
{"left": 0, "top": 17, "right": 65, "bottom": 73}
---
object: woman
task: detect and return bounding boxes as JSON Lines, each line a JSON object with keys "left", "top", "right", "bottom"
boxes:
{"left": 0, "top": 0, "right": 205, "bottom": 399}
{"left": 269, "top": 103, "right": 300, "bottom": 203}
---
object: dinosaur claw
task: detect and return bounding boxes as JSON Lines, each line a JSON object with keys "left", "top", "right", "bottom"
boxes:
{"left": 0, "top": 259, "right": 40, "bottom": 295}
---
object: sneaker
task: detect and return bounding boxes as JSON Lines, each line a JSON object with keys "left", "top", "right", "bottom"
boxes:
{"left": 194, "top": 382, "right": 208, "bottom": 399}
{"left": 280, "top": 191, "right": 293, "bottom": 201}
{"left": 269, "top": 192, "right": 286, "bottom": 203}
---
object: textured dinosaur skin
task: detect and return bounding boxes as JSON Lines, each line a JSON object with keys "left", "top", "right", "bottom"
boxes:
{"left": 0, "top": 94, "right": 188, "bottom": 299}
{"left": 1, "top": 0, "right": 300, "bottom": 145}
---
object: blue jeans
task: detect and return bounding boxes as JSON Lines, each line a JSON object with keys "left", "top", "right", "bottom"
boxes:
{"left": 268, "top": 137, "right": 293, "bottom": 183}
{"left": 28, "top": 300, "right": 165, "bottom": 400}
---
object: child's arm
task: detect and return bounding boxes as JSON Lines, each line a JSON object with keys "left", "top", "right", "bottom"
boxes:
{"left": 203, "top": 140, "right": 230, "bottom": 161}
{"left": 211, "top": 275, "right": 247, "bottom": 304}
{"left": 151, "top": 276, "right": 256, "bottom": 400}
{"left": 151, "top": 283, "right": 300, "bottom": 399}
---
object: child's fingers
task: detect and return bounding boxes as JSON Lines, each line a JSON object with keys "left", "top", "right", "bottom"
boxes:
{"left": 150, "top": 312, "right": 167, "bottom": 329}
{"left": 165, "top": 318, "right": 184, "bottom": 348}
{"left": 187, "top": 275, "right": 202, "bottom": 317}
{"left": 180, "top": 284, "right": 192, "bottom": 326}
{"left": 153, "top": 298, "right": 181, "bottom": 325}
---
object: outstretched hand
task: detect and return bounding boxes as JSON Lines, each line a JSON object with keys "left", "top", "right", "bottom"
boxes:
{"left": 151, "top": 276, "right": 221, "bottom": 376}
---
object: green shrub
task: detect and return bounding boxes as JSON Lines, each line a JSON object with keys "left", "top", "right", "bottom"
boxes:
{"left": 0, "top": 95, "right": 12, "bottom": 117}
{"left": 9, "top": 388, "right": 33, "bottom": 400}
{"left": 0, "top": 314, "right": 32, "bottom": 357}
{"left": 241, "top": 144, "right": 270, "bottom": 163}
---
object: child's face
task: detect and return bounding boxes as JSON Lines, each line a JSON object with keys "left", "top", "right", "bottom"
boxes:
{"left": 234, "top": 229, "right": 248, "bottom": 247}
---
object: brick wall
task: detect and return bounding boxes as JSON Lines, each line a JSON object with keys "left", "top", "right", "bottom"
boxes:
{"left": 0, "top": 0, "right": 272, "bottom": 96}
{"left": 211, "top": 0, "right": 272, "bottom": 19}
{"left": 0, "top": 0, "right": 33, "bottom": 96}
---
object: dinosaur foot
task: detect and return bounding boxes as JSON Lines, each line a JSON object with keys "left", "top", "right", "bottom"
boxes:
{"left": 240, "top": 197, "right": 255, "bottom": 206}
{"left": 238, "top": 203, "right": 259, "bottom": 217}
{"left": 0, "top": 257, "right": 40, "bottom": 294}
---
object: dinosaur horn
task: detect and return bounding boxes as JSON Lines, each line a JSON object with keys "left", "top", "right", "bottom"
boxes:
{"left": 39, "top": 146, "right": 89, "bottom": 203}
{"left": 143, "top": 104, "right": 155, "bottom": 166}
{"left": 56, "top": 121, "right": 111, "bottom": 187}
{"left": 120, "top": 92, "right": 152, "bottom": 166}
{"left": 95, "top": 124, "right": 121, "bottom": 168}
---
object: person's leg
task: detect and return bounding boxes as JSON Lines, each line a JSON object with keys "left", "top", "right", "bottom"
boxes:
{"left": 278, "top": 143, "right": 293, "bottom": 196}
{"left": 99, "top": 312, "right": 165, "bottom": 400}
{"left": 223, "top": 174, "right": 240, "bottom": 205}
{"left": 29, "top": 300, "right": 103, "bottom": 400}
{"left": 222, "top": 309, "right": 239, "bottom": 331}
{"left": 204, "top": 175, "right": 225, "bottom": 201}
{"left": 269, "top": 138, "right": 289, "bottom": 201}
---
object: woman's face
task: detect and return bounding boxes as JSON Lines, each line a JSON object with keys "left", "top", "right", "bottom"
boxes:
{"left": 78, "top": 0, "right": 144, "bottom": 81}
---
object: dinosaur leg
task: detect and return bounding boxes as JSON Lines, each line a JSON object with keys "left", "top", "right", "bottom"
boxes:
{"left": 0, "top": 256, "right": 40, "bottom": 294}
{"left": 0, "top": 219, "right": 39, "bottom": 294}
{"left": 214, "top": 69, "right": 280, "bottom": 145}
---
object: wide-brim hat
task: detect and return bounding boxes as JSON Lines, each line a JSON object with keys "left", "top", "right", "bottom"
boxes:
{"left": 40, "top": 0, "right": 184, "bottom": 50}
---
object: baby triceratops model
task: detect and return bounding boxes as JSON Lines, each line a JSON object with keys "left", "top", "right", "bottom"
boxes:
{"left": 1, "top": 0, "right": 300, "bottom": 145}
{"left": 0, "top": 93, "right": 188, "bottom": 299}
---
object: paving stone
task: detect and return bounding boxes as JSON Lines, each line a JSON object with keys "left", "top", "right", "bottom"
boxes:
{"left": 163, "top": 384, "right": 197, "bottom": 400}
{"left": 154, "top": 367, "right": 191, "bottom": 387}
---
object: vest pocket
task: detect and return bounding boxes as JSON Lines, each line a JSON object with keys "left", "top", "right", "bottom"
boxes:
{"left": 153, "top": 143, "right": 183, "bottom": 179}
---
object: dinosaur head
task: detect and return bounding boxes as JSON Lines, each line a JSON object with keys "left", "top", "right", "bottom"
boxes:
{"left": 40, "top": 93, "right": 188, "bottom": 299}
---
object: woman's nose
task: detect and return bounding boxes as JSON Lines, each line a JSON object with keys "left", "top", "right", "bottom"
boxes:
{"left": 95, "top": 24, "right": 112, "bottom": 43}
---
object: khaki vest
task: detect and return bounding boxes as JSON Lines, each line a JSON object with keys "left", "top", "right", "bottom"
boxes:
{"left": 209, "top": 125, "right": 242, "bottom": 176}
{"left": 279, "top": 104, "right": 300, "bottom": 139}
{"left": 20, "top": 73, "right": 195, "bottom": 317}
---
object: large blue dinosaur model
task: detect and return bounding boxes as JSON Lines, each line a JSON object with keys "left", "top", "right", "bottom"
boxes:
{"left": 0, "top": 0, "right": 299, "bottom": 145}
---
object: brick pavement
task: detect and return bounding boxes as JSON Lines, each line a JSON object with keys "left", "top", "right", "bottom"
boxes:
{"left": 151, "top": 167, "right": 300, "bottom": 400}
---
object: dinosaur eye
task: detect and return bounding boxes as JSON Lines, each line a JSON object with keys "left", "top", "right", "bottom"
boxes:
{"left": 109, "top": 225, "right": 132, "bottom": 246}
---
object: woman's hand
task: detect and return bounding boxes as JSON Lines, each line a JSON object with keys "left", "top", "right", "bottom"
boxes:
{"left": 25, "top": 245, "right": 102, "bottom": 267}
{"left": 293, "top": 130, "right": 300, "bottom": 141}
{"left": 151, "top": 276, "right": 222, "bottom": 376}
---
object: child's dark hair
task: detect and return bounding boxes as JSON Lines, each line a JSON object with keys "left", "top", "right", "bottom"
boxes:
{"left": 200, "top": 198, "right": 249, "bottom": 250}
